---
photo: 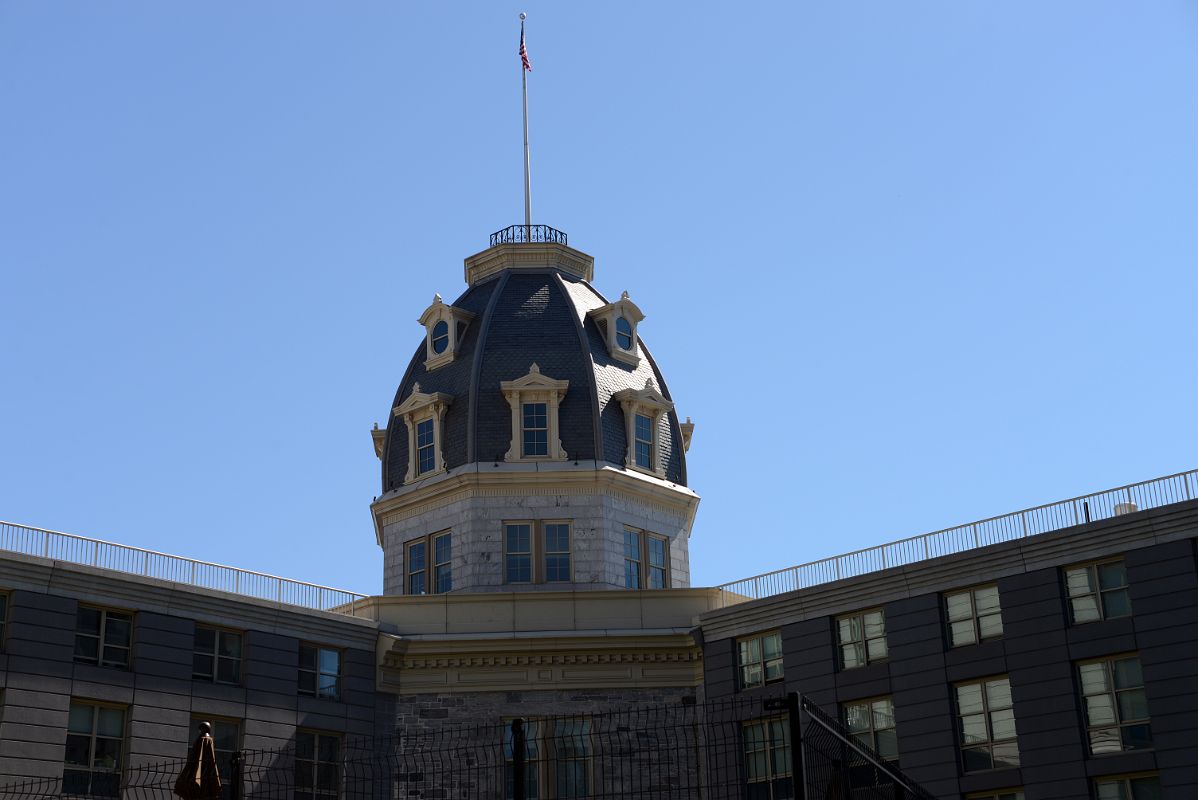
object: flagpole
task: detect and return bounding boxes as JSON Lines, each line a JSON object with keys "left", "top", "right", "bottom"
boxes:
{"left": 520, "top": 13, "right": 532, "bottom": 230}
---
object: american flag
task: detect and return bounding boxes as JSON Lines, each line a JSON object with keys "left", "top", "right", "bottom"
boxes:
{"left": 519, "top": 23, "right": 532, "bottom": 72}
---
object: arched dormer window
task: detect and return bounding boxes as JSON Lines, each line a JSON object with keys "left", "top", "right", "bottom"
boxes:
{"left": 614, "top": 378, "right": 673, "bottom": 477}
{"left": 500, "top": 364, "right": 570, "bottom": 462}
{"left": 418, "top": 294, "right": 475, "bottom": 371}
{"left": 392, "top": 384, "right": 453, "bottom": 483}
{"left": 587, "top": 291, "right": 645, "bottom": 367}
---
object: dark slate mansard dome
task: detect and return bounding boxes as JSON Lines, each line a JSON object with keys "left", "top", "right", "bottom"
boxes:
{"left": 380, "top": 247, "right": 688, "bottom": 494}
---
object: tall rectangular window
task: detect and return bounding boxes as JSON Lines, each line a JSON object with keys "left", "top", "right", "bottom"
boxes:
{"left": 837, "top": 610, "right": 887, "bottom": 669}
{"left": 1079, "top": 655, "right": 1151, "bottom": 755}
{"left": 553, "top": 718, "right": 592, "bottom": 798}
{"left": 956, "top": 676, "right": 1019, "bottom": 772}
{"left": 623, "top": 529, "right": 642, "bottom": 588}
{"left": 505, "top": 523, "right": 533, "bottom": 583}
{"left": 63, "top": 701, "right": 125, "bottom": 798}
{"left": 193, "top": 626, "right": 242, "bottom": 684}
{"left": 74, "top": 607, "right": 132, "bottom": 670}
{"left": 633, "top": 413, "right": 653, "bottom": 470}
{"left": 415, "top": 418, "right": 436, "bottom": 475}
{"left": 189, "top": 717, "right": 239, "bottom": 792}
{"left": 1093, "top": 775, "right": 1162, "bottom": 799}
{"left": 946, "top": 585, "right": 1003, "bottom": 647}
{"left": 522, "top": 402, "right": 548, "bottom": 457}
{"left": 407, "top": 532, "right": 452, "bottom": 594}
{"left": 843, "top": 697, "right": 898, "bottom": 762}
{"left": 544, "top": 523, "right": 571, "bottom": 583}
{"left": 295, "top": 730, "right": 341, "bottom": 800}
{"left": 647, "top": 536, "right": 667, "bottom": 588}
{"left": 743, "top": 717, "right": 793, "bottom": 799}
{"left": 407, "top": 540, "right": 427, "bottom": 595}
{"left": 503, "top": 720, "right": 542, "bottom": 800}
{"left": 738, "top": 632, "right": 783, "bottom": 690}
{"left": 299, "top": 644, "right": 341, "bottom": 701}
{"left": 1065, "top": 560, "right": 1131, "bottom": 624}
{"left": 434, "top": 532, "right": 452, "bottom": 593}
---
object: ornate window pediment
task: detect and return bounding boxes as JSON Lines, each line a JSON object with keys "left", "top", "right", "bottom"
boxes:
{"left": 392, "top": 384, "right": 453, "bottom": 483}
{"left": 587, "top": 291, "right": 645, "bottom": 366}
{"left": 500, "top": 364, "right": 569, "bottom": 462}
{"left": 614, "top": 378, "right": 673, "bottom": 477}
{"left": 418, "top": 294, "right": 475, "bottom": 371}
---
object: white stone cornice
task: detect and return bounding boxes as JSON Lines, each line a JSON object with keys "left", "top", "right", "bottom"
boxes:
{"left": 463, "top": 242, "right": 595, "bottom": 286}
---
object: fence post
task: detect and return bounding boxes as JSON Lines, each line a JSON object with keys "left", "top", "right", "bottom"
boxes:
{"left": 230, "top": 750, "right": 243, "bottom": 800}
{"left": 786, "top": 693, "right": 806, "bottom": 800}
{"left": 511, "top": 718, "right": 526, "bottom": 800}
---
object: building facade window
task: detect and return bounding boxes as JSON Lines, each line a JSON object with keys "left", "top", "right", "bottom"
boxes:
{"left": 417, "top": 294, "right": 474, "bottom": 371}
{"left": 505, "top": 523, "right": 533, "bottom": 583}
{"left": 193, "top": 626, "right": 242, "bottom": 684}
{"left": 615, "top": 316, "right": 633, "bottom": 350}
{"left": 503, "top": 718, "right": 592, "bottom": 800}
{"left": 0, "top": 591, "right": 7, "bottom": 647}
{"left": 738, "top": 632, "right": 783, "bottom": 690}
{"left": 295, "top": 730, "right": 341, "bottom": 800}
{"left": 614, "top": 380, "right": 673, "bottom": 478}
{"left": 1093, "top": 775, "right": 1162, "bottom": 800}
{"left": 965, "top": 792, "right": 1024, "bottom": 800}
{"left": 392, "top": 385, "right": 453, "bottom": 484}
{"left": 503, "top": 521, "right": 573, "bottom": 585}
{"left": 299, "top": 644, "right": 341, "bottom": 701}
{"left": 74, "top": 607, "right": 132, "bottom": 670}
{"left": 64, "top": 701, "right": 125, "bottom": 798}
{"left": 843, "top": 697, "right": 898, "bottom": 762}
{"left": 430, "top": 320, "right": 449, "bottom": 354}
{"left": 407, "top": 532, "right": 452, "bottom": 595}
{"left": 946, "top": 585, "right": 1003, "bottom": 647}
{"left": 1079, "top": 655, "right": 1151, "bottom": 755}
{"left": 544, "top": 523, "right": 571, "bottom": 583}
{"left": 190, "top": 717, "right": 239, "bottom": 792}
{"left": 837, "top": 609, "right": 887, "bottom": 669}
{"left": 1065, "top": 560, "right": 1131, "bottom": 624}
{"left": 623, "top": 527, "right": 669, "bottom": 589}
{"left": 956, "top": 676, "right": 1019, "bottom": 772}
{"left": 742, "top": 717, "right": 792, "bottom": 800}
{"left": 501, "top": 364, "right": 570, "bottom": 462}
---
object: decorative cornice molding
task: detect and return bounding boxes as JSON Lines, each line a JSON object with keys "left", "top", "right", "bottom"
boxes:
{"left": 463, "top": 243, "right": 595, "bottom": 287}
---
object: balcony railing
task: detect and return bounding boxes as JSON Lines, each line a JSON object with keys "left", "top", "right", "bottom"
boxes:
{"left": 0, "top": 521, "right": 371, "bottom": 617}
{"left": 490, "top": 224, "right": 568, "bottom": 247}
{"left": 716, "top": 468, "right": 1198, "bottom": 606}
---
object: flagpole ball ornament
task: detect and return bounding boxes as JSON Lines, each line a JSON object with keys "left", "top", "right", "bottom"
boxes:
{"left": 519, "top": 12, "right": 526, "bottom": 19}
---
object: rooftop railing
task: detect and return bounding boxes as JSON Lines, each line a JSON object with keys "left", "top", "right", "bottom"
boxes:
{"left": 0, "top": 521, "right": 371, "bottom": 617}
{"left": 716, "top": 468, "right": 1198, "bottom": 606}
{"left": 490, "top": 224, "right": 568, "bottom": 247}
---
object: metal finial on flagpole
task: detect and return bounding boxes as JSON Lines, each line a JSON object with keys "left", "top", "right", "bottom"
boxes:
{"left": 520, "top": 13, "right": 532, "bottom": 229}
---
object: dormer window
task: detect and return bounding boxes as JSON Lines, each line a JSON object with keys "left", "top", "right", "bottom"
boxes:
{"left": 418, "top": 294, "right": 475, "bottom": 371}
{"left": 587, "top": 291, "right": 645, "bottom": 366}
{"left": 614, "top": 378, "right": 674, "bottom": 477}
{"left": 501, "top": 364, "right": 569, "bottom": 462}
{"left": 392, "top": 384, "right": 453, "bottom": 483}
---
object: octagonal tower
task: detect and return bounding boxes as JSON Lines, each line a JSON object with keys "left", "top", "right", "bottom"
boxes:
{"left": 370, "top": 226, "right": 699, "bottom": 595}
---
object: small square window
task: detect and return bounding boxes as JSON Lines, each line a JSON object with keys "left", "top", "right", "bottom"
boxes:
{"left": 737, "top": 632, "right": 783, "bottom": 690}
{"left": 837, "top": 609, "right": 887, "bottom": 669}
{"left": 74, "top": 607, "right": 132, "bottom": 670}
{"left": 946, "top": 585, "right": 1004, "bottom": 647}
{"left": 299, "top": 644, "right": 342, "bottom": 701}
{"left": 193, "top": 626, "right": 242, "bottom": 685}
{"left": 1065, "top": 560, "right": 1131, "bottom": 624}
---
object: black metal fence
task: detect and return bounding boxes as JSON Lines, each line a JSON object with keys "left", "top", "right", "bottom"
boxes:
{"left": 0, "top": 694, "right": 939, "bottom": 800}
{"left": 490, "top": 224, "right": 568, "bottom": 247}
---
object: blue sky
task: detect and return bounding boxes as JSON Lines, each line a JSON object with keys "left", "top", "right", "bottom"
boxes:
{"left": 2, "top": 2, "right": 1196, "bottom": 593}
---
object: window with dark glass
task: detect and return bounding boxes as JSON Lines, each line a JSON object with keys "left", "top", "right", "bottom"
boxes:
{"left": 406, "top": 531, "right": 451, "bottom": 594}
{"left": 522, "top": 403, "right": 548, "bottom": 457}
{"left": 966, "top": 792, "right": 1024, "bottom": 800}
{"left": 1079, "top": 655, "right": 1151, "bottom": 755}
{"left": 502, "top": 718, "right": 591, "bottom": 799}
{"left": 615, "top": 316, "right": 633, "bottom": 350}
{"left": 738, "top": 632, "right": 783, "bottom": 690}
{"left": 74, "top": 607, "right": 132, "bottom": 669}
{"left": 544, "top": 523, "right": 571, "bottom": 583}
{"left": 647, "top": 536, "right": 667, "bottom": 588}
{"left": 553, "top": 718, "right": 592, "bottom": 797}
{"left": 837, "top": 610, "right": 887, "bottom": 669}
{"left": 956, "top": 677, "right": 1019, "bottom": 772}
{"left": 843, "top": 697, "right": 898, "bottom": 762}
{"left": 743, "top": 717, "right": 792, "bottom": 800}
{"left": 416, "top": 418, "right": 436, "bottom": 475}
{"left": 430, "top": 320, "right": 449, "bottom": 354}
{"left": 1093, "top": 775, "right": 1162, "bottom": 800}
{"left": 623, "top": 529, "right": 642, "bottom": 588}
{"left": 0, "top": 592, "right": 7, "bottom": 647}
{"left": 633, "top": 413, "right": 653, "bottom": 469}
{"left": 503, "top": 719, "right": 542, "bottom": 800}
{"left": 623, "top": 528, "right": 669, "bottom": 589}
{"left": 434, "top": 532, "right": 452, "bottom": 593}
{"left": 299, "top": 644, "right": 341, "bottom": 701}
{"left": 193, "top": 626, "right": 242, "bottom": 684}
{"left": 63, "top": 701, "right": 125, "bottom": 798}
{"left": 295, "top": 730, "right": 341, "bottom": 800}
{"left": 189, "top": 717, "right": 239, "bottom": 794}
{"left": 505, "top": 523, "right": 533, "bottom": 583}
{"left": 407, "top": 540, "right": 427, "bottom": 595}
{"left": 946, "top": 585, "right": 1003, "bottom": 647}
{"left": 1065, "top": 560, "right": 1131, "bottom": 624}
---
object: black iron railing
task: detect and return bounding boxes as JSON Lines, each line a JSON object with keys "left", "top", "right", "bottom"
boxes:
{"left": 490, "top": 224, "right": 568, "bottom": 247}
